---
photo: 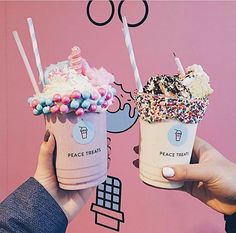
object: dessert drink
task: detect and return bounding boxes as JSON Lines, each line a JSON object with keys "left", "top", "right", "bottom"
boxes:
{"left": 135, "top": 64, "right": 213, "bottom": 189}
{"left": 28, "top": 46, "right": 116, "bottom": 190}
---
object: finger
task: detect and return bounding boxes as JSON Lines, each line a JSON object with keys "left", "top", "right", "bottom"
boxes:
{"left": 133, "top": 145, "right": 139, "bottom": 154}
{"left": 37, "top": 130, "right": 55, "bottom": 172}
{"left": 133, "top": 159, "right": 139, "bottom": 168}
{"left": 107, "top": 137, "right": 111, "bottom": 146}
{"left": 193, "top": 136, "right": 214, "bottom": 160}
{"left": 162, "top": 164, "right": 212, "bottom": 182}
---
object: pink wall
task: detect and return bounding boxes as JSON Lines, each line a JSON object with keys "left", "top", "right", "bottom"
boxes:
{"left": 1, "top": 1, "right": 236, "bottom": 232}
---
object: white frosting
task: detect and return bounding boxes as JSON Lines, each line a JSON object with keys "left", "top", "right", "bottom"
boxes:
{"left": 38, "top": 73, "right": 96, "bottom": 98}
{"left": 182, "top": 64, "right": 213, "bottom": 98}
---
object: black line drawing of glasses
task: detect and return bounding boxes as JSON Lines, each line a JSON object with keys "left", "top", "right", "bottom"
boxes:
{"left": 87, "top": 0, "right": 149, "bottom": 27}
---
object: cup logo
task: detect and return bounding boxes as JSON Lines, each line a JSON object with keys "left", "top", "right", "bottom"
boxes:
{"left": 168, "top": 123, "right": 188, "bottom": 146}
{"left": 72, "top": 120, "right": 95, "bottom": 144}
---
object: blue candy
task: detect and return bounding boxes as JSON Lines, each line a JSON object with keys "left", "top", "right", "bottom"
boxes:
{"left": 43, "top": 106, "right": 50, "bottom": 114}
{"left": 45, "top": 98, "right": 53, "bottom": 106}
{"left": 39, "top": 97, "right": 47, "bottom": 105}
{"left": 97, "top": 97, "right": 105, "bottom": 106}
{"left": 70, "top": 99, "right": 80, "bottom": 109}
{"left": 33, "top": 109, "right": 41, "bottom": 115}
{"left": 81, "top": 91, "right": 91, "bottom": 99}
{"left": 36, "top": 104, "right": 43, "bottom": 111}
{"left": 81, "top": 100, "right": 91, "bottom": 109}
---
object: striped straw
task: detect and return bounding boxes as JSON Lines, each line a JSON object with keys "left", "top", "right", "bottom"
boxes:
{"left": 12, "top": 31, "right": 40, "bottom": 95}
{"left": 122, "top": 16, "right": 143, "bottom": 92}
{"left": 27, "top": 18, "right": 44, "bottom": 85}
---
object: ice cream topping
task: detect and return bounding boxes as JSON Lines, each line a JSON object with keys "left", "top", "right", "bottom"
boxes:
{"left": 28, "top": 46, "right": 116, "bottom": 116}
{"left": 135, "top": 64, "right": 213, "bottom": 124}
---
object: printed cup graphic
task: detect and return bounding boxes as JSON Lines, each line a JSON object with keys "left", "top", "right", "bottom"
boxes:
{"left": 45, "top": 112, "right": 107, "bottom": 190}
{"left": 80, "top": 126, "right": 88, "bottom": 139}
{"left": 139, "top": 119, "right": 197, "bottom": 189}
{"left": 175, "top": 129, "right": 182, "bottom": 141}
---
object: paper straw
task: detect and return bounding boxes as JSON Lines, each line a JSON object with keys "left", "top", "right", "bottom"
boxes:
{"left": 27, "top": 18, "right": 44, "bottom": 85}
{"left": 122, "top": 16, "right": 143, "bottom": 92}
{"left": 12, "top": 31, "right": 40, "bottom": 95}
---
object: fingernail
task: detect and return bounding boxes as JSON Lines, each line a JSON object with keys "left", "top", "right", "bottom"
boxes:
{"left": 162, "top": 167, "right": 175, "bottom": 178}
{"left": 44, "top": 130, "right": 50, "bottom": 142}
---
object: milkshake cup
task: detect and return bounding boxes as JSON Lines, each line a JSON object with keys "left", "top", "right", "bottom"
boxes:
{"left": 135, "top": 68, "right": 213, "bottom": 189}
{"left": 28, "top": 46, "right": 116, "bottom": 190}
{"left": 45, "top": 112, "right": 108, "bottom": 190}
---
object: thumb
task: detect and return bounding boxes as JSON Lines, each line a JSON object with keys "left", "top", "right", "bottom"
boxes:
{"left": 36, "top": 130, "right": 56, "bottom": 173}
{"left": 162, "top": 164, "right": 211, "bottom": 182}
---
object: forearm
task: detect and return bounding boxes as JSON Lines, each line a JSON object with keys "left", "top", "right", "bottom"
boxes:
{"left": 0, "top": 177, "right": 68, "bottom": 233}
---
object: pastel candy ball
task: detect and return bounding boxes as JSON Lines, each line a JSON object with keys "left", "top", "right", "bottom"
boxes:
{"left": 27, "top": 97, "right": 33, "bottom": 104}
{"left": 89, "top": 104, "right": 97, "bottom": 112}
{"left": 81, "top": 100, "right": 91, "bottom": 109}
{"left": 98, "top": 88, "right": 106, "bottom": 97}
{"left": 105, "top": 92, "right": 112, "bottom": 100}
{"left": 36, "top": 104, "right": 43, "bottom": 111}
{"left": 97, "top": 97, "right": 105, "bottom": 106}
{"left": 111, "top": 87, "right": 116, "bottom": 95}
{"left": 31, "top": 99, "right": 39, "bottom": 108}
{"left": 60, "top": 104, "right": 69, "bottom": 113}
{"left": 90, "top": 92, "right": 99, "bottom": 100}
{"left": 53, "top": 94, "right": 62, "bottom": 102}
{"left": 70, "top": 99, "right": 80, "bottom": 109}
{"left": 43, "top": 106, "right": 50, "bottom": 114}
{"left": 50, "top": 105, "right": 59, "bottom": 113}
{"left": 46, "top": 98, "right": 53, "bottom": 106}
{"left": 62, "top": 95, "right": 71, "bottom": 104}
{"left": 71, "top": 90, "right": 81, "bottom": 99}
{"left": 102, "top": 101, "right": 108, "bottom": 108}
{"left": 39, "top": 97, "right": 47, "bottom": 105}
{"left": 81, "top": 91, "right": 91, "bottom": 99}
{"left": 33, "top": 109, "right": 41, "bottom": 115}
{"left": 75, "top": 108, "right": 84, "bottom": 116}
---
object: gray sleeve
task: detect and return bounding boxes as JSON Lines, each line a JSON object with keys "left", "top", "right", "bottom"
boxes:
{"left": 0, "top": 177, "right": 68, "bottom": 233}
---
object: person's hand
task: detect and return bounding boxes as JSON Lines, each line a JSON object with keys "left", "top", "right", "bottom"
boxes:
{"left": 134, "top": 137, "right": 236, "bottom": 215}
{"left": 34, "top": 130, "right": 111, "bottom": 222}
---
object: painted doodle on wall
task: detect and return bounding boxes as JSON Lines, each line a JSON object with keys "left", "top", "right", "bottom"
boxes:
{"left": 90, "top": 82, "right": 138, "bottom": 231}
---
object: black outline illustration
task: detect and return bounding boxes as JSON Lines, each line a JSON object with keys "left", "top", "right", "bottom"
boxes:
{"left": 118, "top": 0, "right": 149, "bottom": 27}
{"left": 91, "top": 175, "right": 125, "bottom": 231}
{"left": 87, "top": 0, "right": 115, "bottom": 26}
{"left": 107, "top": 82, "right": 139, "bottom": 134}
{"left": 86, "top": 0, "right": 149, "bottom": 27}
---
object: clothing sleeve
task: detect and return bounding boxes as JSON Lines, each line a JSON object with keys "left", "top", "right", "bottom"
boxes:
{"left": 225, "top": 213, "right": 236, "bottom": 233}
{"left": 0, "top": 177, "right": 68, "bottom": 233}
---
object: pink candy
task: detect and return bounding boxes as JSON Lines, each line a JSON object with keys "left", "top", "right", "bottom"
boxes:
{"left": 31, "top": 99, "right": 39, "bottom": 108}
{"left": 75, "top": 108, "right": 84, "bottom": 116}
{"left": 71, "top": 90, "right": 81, "bottom": 99}
{"left": 50, "top": 105, "right": 60, "bottom": 113}
{"left": 62, "top": 95, "right": 70, "bottom": 104}
{"left": 98, "top": 88, "right": 106, "bottom": 96}
{"left": 53, "top": 94, "right": 62, "bottom": 102}
{"left": 102, "top": 101, "right": 108, "bottom": 108}
{"left": 105, "top": 92, "right": 112, "bottom": 100}
{"left": 60, "top": 104, "right": 69, "bottom": 113}
{"left": 90, "top": 92, "right": 99, "bottom": 100}
{"left": 69, "top": 46, "right": 82, "bottom": 74}
{"left": 89, "top": 104, "right": 97, "bottom": 112}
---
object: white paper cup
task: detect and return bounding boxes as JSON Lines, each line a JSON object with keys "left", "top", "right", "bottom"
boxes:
{"left": 45, "top": 112, "right": 107, "bottom": 190}
{"left": 139, "top": 119, "right": 197, "bottom": 189}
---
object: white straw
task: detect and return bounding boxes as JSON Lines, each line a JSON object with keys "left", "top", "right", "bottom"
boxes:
{"left": 12, "top": 31, "right": 40, "bottom": 95}
{"left": 122, "top": 16, "right": 143, "bottom": 92}
{"left": 27, "top": 18, "right": 44, "bottom": 85}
